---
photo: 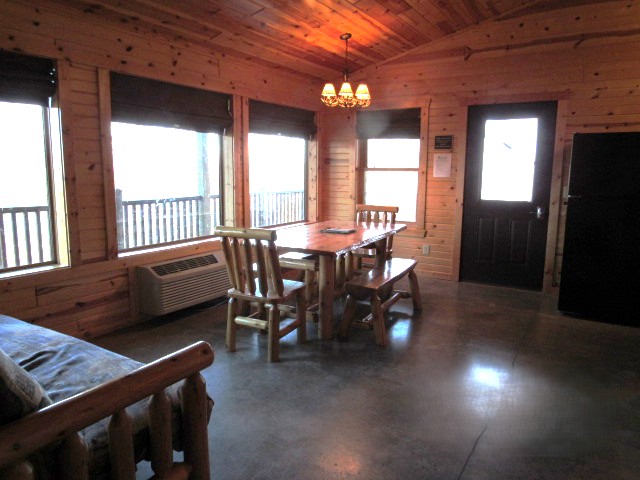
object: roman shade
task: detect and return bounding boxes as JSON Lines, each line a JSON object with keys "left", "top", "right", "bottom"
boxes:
{"left": 249, "top": 100, "right": 317, "bottom": 139}
{"left": 110, "top": 72, "right": 232, "bottom": 132}
{"left": 0, "top": 51, "right": 57, "bottom": 106}
{"left": 357, "top": 108, "right": 421, "bottom": 139}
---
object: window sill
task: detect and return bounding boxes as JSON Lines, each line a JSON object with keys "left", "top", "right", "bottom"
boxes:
{"left": 117, "top": 237, "right": 221, "bottom": 259}
{"left": 0, "top": 263, "right": 69, "bottom": 281}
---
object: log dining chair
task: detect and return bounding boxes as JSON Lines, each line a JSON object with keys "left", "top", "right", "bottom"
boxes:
{"left": 351, "top": 204, "right": 400, "bottom": 271}
{"left": 214, "top": 226, "right": 307, "bottom": 362}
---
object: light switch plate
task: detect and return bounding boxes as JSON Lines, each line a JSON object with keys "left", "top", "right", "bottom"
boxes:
{"left": 422, "top": 244, "right": 430, "bottom": 255}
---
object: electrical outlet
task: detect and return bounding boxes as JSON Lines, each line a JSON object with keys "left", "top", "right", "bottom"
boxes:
{"left": 422, "top": 244, "right": 430, "bottom": 255}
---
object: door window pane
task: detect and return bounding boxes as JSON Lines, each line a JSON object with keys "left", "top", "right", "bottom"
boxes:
{"left": 365, "top": 171, "right": 418, "bottom": 222}
{"left": 249, "top": 133, "right": 306, "bottom": 227}
{"left": 480, "top": 118, "right": 538, "bottom": 201}
{"left": 111, "top": 122, "right": 221, "bottom": 251}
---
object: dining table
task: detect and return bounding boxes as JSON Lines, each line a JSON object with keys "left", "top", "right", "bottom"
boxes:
{"left": 275, "top": 220, "right": 406, "bottom": 339}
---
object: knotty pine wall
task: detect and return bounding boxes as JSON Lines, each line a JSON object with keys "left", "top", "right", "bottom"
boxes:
{"left": 321, "top": 0, "right": 640, "bottom": 290}
{"left": 1, "top": 0, "right": 639, "bottom": 338}
{"left": 0, "top": 0, "right": 319, "bottom": 338}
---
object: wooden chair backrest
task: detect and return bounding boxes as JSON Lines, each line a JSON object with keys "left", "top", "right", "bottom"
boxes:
{"left": 355, "top": 204, "right": 399, "bottom": 225}
{"left": 355, "top": 204, "right": 400, "bottom": 256}
{"left": 214, "top": 226, "right": 284, "bottom": 298}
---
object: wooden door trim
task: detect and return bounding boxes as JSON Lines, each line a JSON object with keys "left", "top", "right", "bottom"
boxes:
{"left": 542, "top": 98, "right": 568, "bottom": 293}
{"left": 452, "top": 107, "right": 468, "bottom": 282}
{"left": 454, "top": 95, "right": 567, "bottom": 287}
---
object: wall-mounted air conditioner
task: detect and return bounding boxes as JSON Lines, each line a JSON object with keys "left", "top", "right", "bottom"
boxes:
{"left": 137, "top": 252, "right": 230, "bottom": 316}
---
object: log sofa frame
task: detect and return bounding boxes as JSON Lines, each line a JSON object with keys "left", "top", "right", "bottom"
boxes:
{"left": 0, "top": 341, "right": 214, "bottom": 480}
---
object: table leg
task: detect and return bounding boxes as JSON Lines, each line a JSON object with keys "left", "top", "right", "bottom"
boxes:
{"left": 318, "top": 254, "right": 335, "bottom": 339}
{"left": 374, "top": 238, "right": 388, "bottom": 268}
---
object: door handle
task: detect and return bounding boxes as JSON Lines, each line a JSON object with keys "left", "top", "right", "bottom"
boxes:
{"left": 530, "top": 206, "right": 546, "bottom": 220}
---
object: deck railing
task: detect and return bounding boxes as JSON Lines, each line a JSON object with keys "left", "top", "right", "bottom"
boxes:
{"left": 0, "top": 206, "right": 54, "bottom": 270}
{"left": 250, "top": 190, "right": 305, "bottom": 227}
{"left": 1, "top": 190, "right": 306, "bottom": 266}
{"left": 117, "top": 192, "right": 222, "bottom": 251}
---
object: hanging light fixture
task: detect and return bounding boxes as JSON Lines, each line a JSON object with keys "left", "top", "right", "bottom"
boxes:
{"left": 321, "top": 33, "right": 371, "bottom": 108}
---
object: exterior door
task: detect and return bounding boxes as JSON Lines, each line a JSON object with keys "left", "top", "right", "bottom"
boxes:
{"left": 461, "top": 101, "right": 557, "bottom": 290}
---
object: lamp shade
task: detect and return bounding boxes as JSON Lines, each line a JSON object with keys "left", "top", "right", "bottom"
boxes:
{"left": 355, "top": 83, "right": 371, "bottom": 100}
{"left": 321, "top": 83, "right": 337, "bottom": 97}
{"left": 339, "top": 82, "right": 354, "bottom": 97}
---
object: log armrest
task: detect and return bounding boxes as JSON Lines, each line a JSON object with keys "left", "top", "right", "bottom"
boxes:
{"left": 0, "top": 341, "right": 214, "bottom": 480}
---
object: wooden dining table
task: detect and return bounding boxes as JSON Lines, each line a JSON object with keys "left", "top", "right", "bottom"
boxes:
{"left": 275, "top": 220, "right": 406, "bottom": 339}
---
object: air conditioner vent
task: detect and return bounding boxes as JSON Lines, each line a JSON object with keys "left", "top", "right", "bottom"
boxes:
{"left": 152, "top": 253, "right": 218, "bottom": 276}
{"left": 137, "top": 252, "right": 230, "bottom": 316}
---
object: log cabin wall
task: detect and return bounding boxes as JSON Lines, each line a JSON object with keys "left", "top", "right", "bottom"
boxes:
{"left": 322, "top": 0, "right": 640, "bottom": 288}
{"left": 1, "top": 0, "right": 639, "bottom": 338}
{"left": 0, "top": 0, "right": 319, "bottom": 338}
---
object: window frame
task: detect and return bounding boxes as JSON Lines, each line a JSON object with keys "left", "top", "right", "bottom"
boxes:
{"left": 247, "top": 132, "right": 309, "bottom": 228}
{"left": 0, "top": 52, "right": 67, "bottom": 276}
{"left": 110, "top": 123, "right": 225, "bottom": 253}
{"left": 356, "top": 106, "right": 428, "bottom": 232}
{"left": 247, "top": 99, "right": 317, "bottom": 229}
{"left": 108, "top": 72, "right": 232, "bottom": 254}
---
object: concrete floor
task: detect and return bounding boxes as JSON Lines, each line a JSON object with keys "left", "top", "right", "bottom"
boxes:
{"left": 95, "top": 277, "right": 640, "bottom": 480}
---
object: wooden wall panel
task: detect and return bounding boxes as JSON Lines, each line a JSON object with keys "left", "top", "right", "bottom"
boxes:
{"left": 0, "top": 0, "right": 318, "bottom": 338}
{"left": 320, "top": 108, "right": 357, "bottom": 221}
{"left": 1, "top": 0, "right": 638, "bottom": 339}
{"left": 328, "top": 0, "right": 640, "bottom": 287}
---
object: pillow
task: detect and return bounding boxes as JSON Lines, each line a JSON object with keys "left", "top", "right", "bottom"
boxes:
{"left": 0, "top": 347, "right": 52, "bottom": 425}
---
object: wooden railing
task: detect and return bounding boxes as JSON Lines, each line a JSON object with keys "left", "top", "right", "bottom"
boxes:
{"left": 0, "top": 206, "right": 54, "bottom": 270}
{"left": 250, "top": 190, "right": 305, "bottom": 227}
{"left": 1, "top": 190, "right": 306, "bottom": 264}
{"left": 117, "top": 192, "right": 222, "bottom": 251}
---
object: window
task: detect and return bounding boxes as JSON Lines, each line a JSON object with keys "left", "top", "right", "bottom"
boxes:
{"left": 248, "top": 100, "right": 316, "bottom": 227}
{"left": 363, "top": 139, "right": 420, "bottom": 222}
{"left": 357, "top": 108, "right": 422, "bottom": 223}
{"left": 110, "top": 73, "right": 231, "bottom": 252}
{"left": 0, "top": 52, "right": 65, "bottom": 274}
{"left": 480, "top": 118, "right": 538, "bottom": 201}
{"left": 248, "top": 133, "right": 306, "bottom": 227}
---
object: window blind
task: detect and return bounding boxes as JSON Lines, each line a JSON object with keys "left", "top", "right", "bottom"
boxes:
{"left": 357, "top": 108, "right": 421, "bottom": 139}
{"left": 0, "top": 51, "right": 57, "bottom": 106}
{"left": 110, "top": 73, "right": 232, "bottom": 133}
{"left": 249, "top": 99, "right": 317, "bottom": 139}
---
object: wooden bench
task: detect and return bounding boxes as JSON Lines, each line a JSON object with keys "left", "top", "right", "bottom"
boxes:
{"left": 339, "top": 257, "right": 422, "bottom": 346}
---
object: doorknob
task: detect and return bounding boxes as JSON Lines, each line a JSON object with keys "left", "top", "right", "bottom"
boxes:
{"left": 530, "top": 206, "right": 546, "bottom": 220}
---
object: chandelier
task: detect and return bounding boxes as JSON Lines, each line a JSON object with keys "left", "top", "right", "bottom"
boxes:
{"left": 321, "top": 33, "right": 371, "bottom": 108}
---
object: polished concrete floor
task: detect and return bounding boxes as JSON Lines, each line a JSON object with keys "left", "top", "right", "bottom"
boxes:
{"left": 95, "top": 277, "right": 640, "bottom": 479}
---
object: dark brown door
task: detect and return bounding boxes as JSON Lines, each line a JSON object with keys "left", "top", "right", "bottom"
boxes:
{"left": 461, "top": 101, "right": 557, "bottom": 290}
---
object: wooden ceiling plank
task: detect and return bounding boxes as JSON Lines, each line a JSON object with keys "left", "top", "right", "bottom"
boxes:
{"left": 349, "top": 0, "right": 434, "bottom": 46}
{"left": 373, "top": 0, "right": 452, "bottom": 40}
{"left": 246, "top": 0, "right": 402, "bottom": 63}
{"left": 73, "top": 0, "right": 342, "bottom": 77}
{"left": 139, "top": 0, "right": 354, "bottom": 71}
{"left": 240, "top": 5, "right": 387, "bottom": 66}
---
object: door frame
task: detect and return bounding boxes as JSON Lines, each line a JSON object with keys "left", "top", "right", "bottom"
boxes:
{"left": 452, "top": 93, "right": 568, "bottom": 293}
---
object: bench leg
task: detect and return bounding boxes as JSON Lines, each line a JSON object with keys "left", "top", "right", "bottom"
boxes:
{"left": 226, "top": 298, "right": 237, "bottom": 352}
{"left": 339, "top": 294, "right": 358, "bottom": 340}
{"left": 408, "top": 270, "right": 422, "bottom": 312}
{"left": 371, "top": 294, "right": 387, "bottom": 347}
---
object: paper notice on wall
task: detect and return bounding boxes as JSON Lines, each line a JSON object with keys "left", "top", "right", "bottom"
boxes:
{"left": 434, "top": 153, "right": 452, "bottom": 178}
